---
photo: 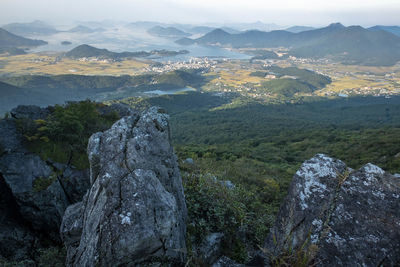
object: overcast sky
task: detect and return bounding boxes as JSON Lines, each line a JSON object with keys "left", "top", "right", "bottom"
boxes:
{"left": 1, "top": 0, "right": 399, "bottom": 27}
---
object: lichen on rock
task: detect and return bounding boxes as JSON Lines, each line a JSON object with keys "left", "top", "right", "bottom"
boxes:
{"left": 264, "top": 154, "right": 400, "bottom": 266}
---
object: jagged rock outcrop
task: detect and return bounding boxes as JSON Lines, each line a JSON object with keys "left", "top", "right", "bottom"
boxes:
{"left": 0, "top": 105, "right": 90, "bottom": 260}
{"left": 264, "top": 154, "right": 400, "bottom": 266}
{"left": 61, "top": 107, "right": 187, "bottom": 266}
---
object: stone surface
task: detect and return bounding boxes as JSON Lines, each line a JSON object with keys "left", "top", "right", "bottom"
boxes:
{"left": 0, "top": 149, "right": 89, "bottom": 241}
{"left": 10, "top": 105, "right": 50, "bottom": 120}
{"left": 197, "top": 232, "right": 224, "bottom": 265}
{"left": 0, "top": 173, "right": 40, "bottom": 262}
{"left": 0, "top": 106, "right": 90, "bottom": 261}
{"left": 0, "top": 119, "right": 25, "bottom": 153}
{"left": 183, "top": 158, "right": 194, "bottom": 164}
{"left": 264, "top": 154, "right": 400, "bottom": 266}
{"left": 211, "top": 256, "right": 244, "bottom": 267}
{"left": 61, "top": 107, "right": 187, "bottom": 266}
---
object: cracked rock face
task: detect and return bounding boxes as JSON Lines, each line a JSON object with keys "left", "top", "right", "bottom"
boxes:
{"left": 264, "top": 154, "right": 400, "bottom": 266}
{"left": 0, "top": 108, "right": 90, "bottom": 260}
{"left": 61, "top": 107, "right": 187, "bottom": 266}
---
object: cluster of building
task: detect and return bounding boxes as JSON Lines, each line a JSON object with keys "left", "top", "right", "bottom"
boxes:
{"left": 77, "top": 57, "right": 113, "bottom": 63}
{"left": 144, "top": 57, "right": 217, "bottom": 73}
{"left": 322, "top": 86, "right": 400, "bottom": 97}
{"left": 28, "top": 56, "right": 62, "bottom": 65}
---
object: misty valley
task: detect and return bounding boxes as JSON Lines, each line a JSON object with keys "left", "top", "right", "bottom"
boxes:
{"left": 0, "top": 17, "right": 400, "bottom": 266}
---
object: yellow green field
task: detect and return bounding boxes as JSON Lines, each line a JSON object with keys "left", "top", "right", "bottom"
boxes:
{"left": 207, "top": 69, "right": 265, "bottom": 87}
{"left": 0, "top": 54, "right": 149, "bottom": 76}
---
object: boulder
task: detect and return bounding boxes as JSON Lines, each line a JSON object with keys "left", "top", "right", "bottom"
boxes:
{"left": 197, "top": 232, "right": 224, "bottom": 265}
{"left": 211, "top": 256, "right": 244, "bottom": 267}
{"left": 0, "top": 109, "right": 90, "bottom": 261}
{"left": 264, "top": 154, "right": 400, "bottom": 266}
{"left": 0, "top": 152, "right": 89, "bottom": 241}
{"left": 61, "top": 107, "right": 187, "bottom": 266}
{"left": 0, "top": 119, "right": 25, "bottom": 153}
{"left": 183, "top": 158, "right": 194, "bottom": 164}
{"left": 10, "top": 105, "right": 50, "bottom": 120}
{"left": 0, "top": 173, "right": 40, "bottom": 262}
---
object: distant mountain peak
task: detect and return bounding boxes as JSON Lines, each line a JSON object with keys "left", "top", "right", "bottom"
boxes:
{"left": 327, "top": 23, "right": 345, "bottom": 28}
{"left": 208, "top": 28, "right": 230, "bottom": 36}
{"left": 2, "top": 20, "right": 58, "bottom": 36}
{"left": 147, "top": 26, "right": 191, "bottom": 38}
{"left": 347, "top": 25, "right": 364, "bottom": 30}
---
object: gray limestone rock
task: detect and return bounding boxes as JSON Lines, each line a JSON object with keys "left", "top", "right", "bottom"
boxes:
{"left": 61, "top": 107, "right": 187, "bottom": 266}
{"left": 0, "top": 152, "right": 90, "bottom": 241}
{"left": 0, "top": 109, "right": 90, "bottom": 261}
{"left": 0, "top": 119, "right": 25, "bottom": 153}
{"left": 197, "top": 232, "right": 224, "bottom": 265}
{"left": 0, "top": 173, "right": 40, "bottom": 262}
{"left": 10, "top": 105, "right": 50, "bottom": 120}
{"left": 264, "top": 154, "right": 400, "bottom": 266}
{"left": 212, "top": 256, "right": 244, "bottom": 267}
{"left": 183, "top": 158, "right": 194, "bottom": 165}
{"left": 0, "top": 152, "right": 67, "bottom": 240}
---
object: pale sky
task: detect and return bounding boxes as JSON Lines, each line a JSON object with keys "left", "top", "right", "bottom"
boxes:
{"left": 1, "top": 0, "right": 399, "bottom": 27}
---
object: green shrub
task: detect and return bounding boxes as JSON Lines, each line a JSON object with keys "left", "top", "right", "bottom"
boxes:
{"left": 37, "top": 247, "right": 66, "bottom": 267}
{"left": 265, "top": 234, "right": 318, "bottom": 267}
{"left": 17, "top": 101, "right": 120, "bottom": 170}
{"left": 182, "top": 160, "right": 277, "bottom": 263}
{"left": 33, "top": 175, "right": 56, "bottom": 192}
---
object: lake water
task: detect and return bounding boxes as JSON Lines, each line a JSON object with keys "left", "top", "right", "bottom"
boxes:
{"left": 143, "top": 87, "right": 196, "bottom": 95}
{"left": 30, "top": 26, "right": 250, "bottom": 61}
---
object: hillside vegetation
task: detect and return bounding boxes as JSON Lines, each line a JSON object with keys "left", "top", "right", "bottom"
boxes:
{"left": 253, "top": 66, "right": 332, "bottom": 96}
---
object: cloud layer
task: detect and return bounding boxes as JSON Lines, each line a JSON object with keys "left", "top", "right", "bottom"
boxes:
{"left": 1, "top": 0, "right": 399, "bottom": 26}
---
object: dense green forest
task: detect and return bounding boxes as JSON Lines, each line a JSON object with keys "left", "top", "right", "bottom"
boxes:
{"left": 1, "top": 70, "right": 205, "bottom": 91}
{"left": 251, "top": 66, "right": 332, "bottom": 97}
{"left": 116, "top": 92, "right": 400, "bottom": 182}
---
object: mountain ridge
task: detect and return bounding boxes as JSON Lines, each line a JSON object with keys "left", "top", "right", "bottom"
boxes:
{"left": 147, "top": 25, "right": 191, "bottom": 38}
{"left": 2, "top": 20, "right": 58, "bottom": 36}
{"left": 0, "top": 28, "right": 47, "bottom": 48}
{"left": 176, "top": 23, "right": 400, "bottom": 65}
{"left": 65, "top": 44, "right": 189, "bottom": 59}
